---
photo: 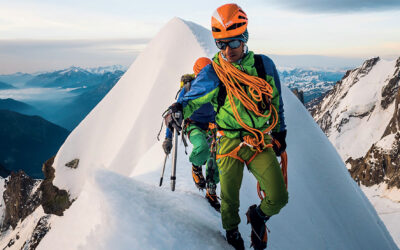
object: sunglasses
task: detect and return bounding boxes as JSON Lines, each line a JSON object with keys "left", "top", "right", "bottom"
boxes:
{"left": 215, "top": 40, "right": 242, "bottom": 50}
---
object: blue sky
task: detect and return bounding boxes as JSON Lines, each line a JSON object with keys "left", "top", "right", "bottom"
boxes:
{"left": 0, "top": 0, "right": 399, "bottom": 73}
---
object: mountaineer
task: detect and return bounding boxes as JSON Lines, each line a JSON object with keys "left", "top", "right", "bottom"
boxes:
{"left": 165, "top": 4, "right": 288, "bottom": 249}
{"left": 163, "top": 57, "right": 220, "bottom": 211}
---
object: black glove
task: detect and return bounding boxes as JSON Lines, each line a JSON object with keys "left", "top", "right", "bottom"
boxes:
{"left": 162, "top": 138, "right": 173, "bottom": 154}
{"left": 271, "top": 130, "right": 287, "bottom": 156}
{"left": 164, "top": 102, "right": 183, "bottom": 131}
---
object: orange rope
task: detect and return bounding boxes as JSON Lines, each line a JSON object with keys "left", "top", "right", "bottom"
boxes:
{"left": 212, "top": 52, "right": 278, "bottom": 152}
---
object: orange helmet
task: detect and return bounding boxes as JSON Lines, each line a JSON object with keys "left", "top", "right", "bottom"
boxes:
{"left": 193, "top": 57, "right": 212, "bottom": 75}
{"left": 211, "top": 3, "right": 248, "bottom": 40}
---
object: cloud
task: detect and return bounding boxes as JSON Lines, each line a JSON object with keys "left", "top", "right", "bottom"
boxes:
{"left": 0, "top": 39, "right": 150, "bottom": 52}
{"left": 268, "top": 0, "right": 400, "bottom": 13}
{"left": 0, "top": 88, "right": 79, "bottom": 101}
{"left": 0, "top": 39, "right": 150, "bottom": 74}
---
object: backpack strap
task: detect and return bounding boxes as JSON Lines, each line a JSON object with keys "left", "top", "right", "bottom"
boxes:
{"left": 216, "top": 82, "right": 227, "bottom": 114}
{"left": 254, "top": 54, "right": 266, "bottom": 80}
{"left": 253, "top": 54, "right": 270, "bottom": 112}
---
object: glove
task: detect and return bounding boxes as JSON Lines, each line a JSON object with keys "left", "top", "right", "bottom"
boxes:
{"left": 181, "top": 74, "right": 195, "bottom": 84}
{"left": 164, "top": 102, "right": 183, "bottom": 131}
{"left": 271, "top": 130, "right": 287, "bottom": 156}
{"left": 162, "top": 138, "right": 173, "bottom": 154}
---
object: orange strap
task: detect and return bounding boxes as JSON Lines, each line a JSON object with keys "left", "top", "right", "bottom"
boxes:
{"left": 216, "top": 143, "right": 245, "bottom": 163}
{"left": 216, "top": 139, "right": 273, "bottom": 165}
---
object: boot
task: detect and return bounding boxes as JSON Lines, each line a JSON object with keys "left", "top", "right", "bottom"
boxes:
{"left": 246, "top": 204, "right": 270, "bottom": 250}
{"left": 205, "top": 188, "right": 220, "bottom": 212}
{"left": 192, "top": 165, "right": 206, "bottom": 189}
{"left": 226, "top": 228, "right": 244, "bottom": 250}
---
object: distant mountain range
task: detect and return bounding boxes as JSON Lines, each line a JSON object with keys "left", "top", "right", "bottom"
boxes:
{"left": 0, "top": 65, "right": 127, "bottom": 88}
{"left": 25, "top": 66, "right": 110, "bottom": 89}
{"left": 0, "top": 110, "right": 69, "bottom": 178}
{"left": 55, "top": 70, "right": 124, "bottom": 130}
{"left": 0, "top": 65, "right": 125, "bottom": 178}
{"left": 0, "top": 98, "right": 38, "bottom": 115}
{"left": 0, "top": 73, "right": 34, "bottom": 88}
{"left": 278, "top": 68, "right": 346, "bottom": 103}
{"left": 0, "top": 81, "right": 16, "bottom": 90}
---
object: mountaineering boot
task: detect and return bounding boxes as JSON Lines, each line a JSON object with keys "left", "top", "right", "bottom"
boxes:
{"left": 205, "top": 187, "right": 220, "bottom": 212}
{"left": 192, "top": 165, "right": 206, "bottom": 189}
{"left": 226, "top": 228, "right": 244, "bottom": 250}
{"left": 246, "top": 204, "right": 270, "bottom": 250}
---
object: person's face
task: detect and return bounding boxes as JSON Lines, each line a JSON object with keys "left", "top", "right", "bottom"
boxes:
{"left": 216, "top": 40, "right": 245, "bottom": 63}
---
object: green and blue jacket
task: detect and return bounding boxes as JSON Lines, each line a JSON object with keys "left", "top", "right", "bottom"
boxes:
{"left": 181, "top": 51, "right": 286, "bottom": 139}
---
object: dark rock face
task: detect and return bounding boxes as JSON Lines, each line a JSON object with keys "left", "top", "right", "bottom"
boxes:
{"left": 40, "top": 156, "right": 72, "bottom": 216}
{"left": 348, "top": 132, "right": 400, "bottom": 189}
{"left": 381, "top": 62, "right": 400, "bottom": 109}
{"left": 383, "top": 88, "right": 400, "bottom": 137}
{"left": 1, "top": 171, "right": 41, "bottom": 231}
{"left": 318, "top": 111, "right": 332, "bottom": 134}
{"left": 21, "top": 215, "right": 51, "bottom": 249}
{"left": 355, "top": 57, "right": 380, "bottom": 82}
{"left": 0, "top": 156, "right": 74, "bottom": 249}
{"left": 291, "top": 88, "right": 304, "bottom": 104}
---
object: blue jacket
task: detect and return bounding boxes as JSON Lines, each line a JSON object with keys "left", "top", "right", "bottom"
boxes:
{"left": 165, "top": 82, "right": 216, "bottom": 139}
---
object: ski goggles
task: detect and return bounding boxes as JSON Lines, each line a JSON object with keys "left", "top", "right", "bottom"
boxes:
{"left": 215, "top": 39, "right": 242, "bottom": 50}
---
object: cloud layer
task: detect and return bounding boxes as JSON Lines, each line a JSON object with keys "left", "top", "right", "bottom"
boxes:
{"left": 0, "top": 39, "right": 149, "bottom": 74}
{"left": 268, "top": 0, "right": 400, "bottom": 13}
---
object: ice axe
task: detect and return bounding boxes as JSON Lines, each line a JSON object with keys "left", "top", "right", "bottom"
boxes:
{"left": 159, "top": 154, "right": 168, "bottom": 187}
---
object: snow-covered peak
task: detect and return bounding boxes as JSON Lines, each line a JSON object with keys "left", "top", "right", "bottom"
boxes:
{"left": 52, "top": 17, "right": 217, "bottom": 198}
{"left": 58, "top": 66, "right": 91, "bottom": 75}
{"left": 43, "top": 18, "right": 397, "bottom": 249}
{"left": 85, "top": 65, "right": 127, "bottom": 74}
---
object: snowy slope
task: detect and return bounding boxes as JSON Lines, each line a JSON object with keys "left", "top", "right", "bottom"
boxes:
{"left": 312, "top": 57, "right": 400, "bottom": 247}
{"left": 36, "top": 18, "right": 396, "bottom": 249}
{"left": 313, "top": 58, "right": 399, "bottom": 160}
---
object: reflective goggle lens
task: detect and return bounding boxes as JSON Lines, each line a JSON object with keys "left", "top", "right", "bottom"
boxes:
{"left": 216, "top": 40, "right": 242, "bottom": 50}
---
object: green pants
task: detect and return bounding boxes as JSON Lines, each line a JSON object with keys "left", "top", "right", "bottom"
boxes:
{"left": 216, "top": 135, "right": 288, "bottom": 230}
{"left": 186, "top": 124, "right": 219, "bottom": 186}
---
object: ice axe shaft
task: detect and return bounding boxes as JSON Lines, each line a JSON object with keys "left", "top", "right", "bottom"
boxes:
{"left": 171, "top": 125, "right": 179, "bottom": 191}
{"left": 159, "top": 154, "right": 168, "bottom": 187}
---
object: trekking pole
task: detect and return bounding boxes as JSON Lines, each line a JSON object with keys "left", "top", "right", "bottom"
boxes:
{"left": 171, "top": 125, "right": 179, "bottom": 191}
{"left": 170, "top": 109, "right": 183, "bottom": 191}
{"left": 159, "top": 154, "right": 168, "bottom": 187}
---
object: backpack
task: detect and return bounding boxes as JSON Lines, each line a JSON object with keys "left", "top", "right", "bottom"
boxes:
{"left": 175, "top": 74, "right": 195, "bottom": 100}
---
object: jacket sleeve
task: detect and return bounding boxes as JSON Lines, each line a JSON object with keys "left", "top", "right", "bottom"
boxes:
{"left": 180, "top": 65, "right": 220, "bottom": 119}
{"left": 262, "top": 56, "right": 286, "bottom": 132}
{"left": 272, "top": 62, "right": 286, "bottom": 132}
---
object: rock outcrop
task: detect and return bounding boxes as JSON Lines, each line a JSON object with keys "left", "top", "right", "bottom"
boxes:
{"left": 40, "top": 156, "right": 73, "bottom": 216}
{"left": 1, "top": 171, "right": 41, "bottom": 231}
